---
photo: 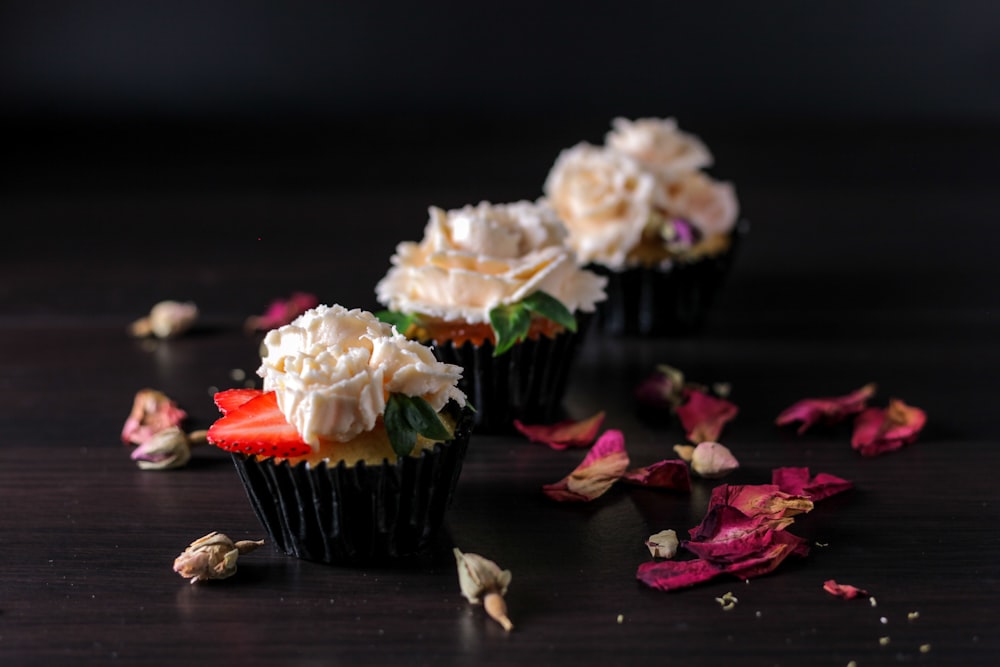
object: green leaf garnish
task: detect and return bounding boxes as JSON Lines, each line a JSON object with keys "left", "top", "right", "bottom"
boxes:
{"left": 384, "top": 394, "right": 453, "bottom": 458}
{"left": 375, "top": 309, "right": 416, "bottom": 335}
{"left": 489, "top": 302, "right": 531, "bottom": 357}
{"left": 521, "top": 290, "right": 577, "bottom": 333}
{"left": 487, "top": 290, "right": 577, "bottom": 357}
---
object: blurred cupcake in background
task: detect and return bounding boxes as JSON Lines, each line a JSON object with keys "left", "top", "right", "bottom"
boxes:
{"left": 375, "top": 200, "right": 607, "bottom": 433}
{"left": 543, "top": 117, "right": 745, "bottom": 336}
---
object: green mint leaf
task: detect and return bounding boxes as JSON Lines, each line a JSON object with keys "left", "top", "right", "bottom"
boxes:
{"left": 384, "top": 394, "right": 452, "bottom": 458}
{"left": 375, "top": 310, "right": 415, "bottom": 335}
{"left": 399, "top": 394, "right": 452, "bottom": 441}
{"left": 384, "top": 394, "right": 417, "bottom": 458}
{"left": 488, "top": 302, "right": 531, "bottom": 357}
{"left": 521, "top": 290, "right": 577, "bottom": 332}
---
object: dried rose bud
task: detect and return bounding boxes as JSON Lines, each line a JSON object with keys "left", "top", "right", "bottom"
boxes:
{"left": 646, "top": 529, "right": 679, "bottom": 558}
{"left": 689, "top": 441, "right": 740, "bottom": 479}
{"left": 129, "top": 300, "right": 199, "bottom": 339}
{"left": 121, "top": 388, "right": 188, "bottom": 446}
{"left": 454, "top": 548, "right": 513, "bottom": 632}
{"left": 131, "top": 426, "right": 192, "bottom": 470}
{"left": 173, "top": 532, "right": 264, "bottom": 584}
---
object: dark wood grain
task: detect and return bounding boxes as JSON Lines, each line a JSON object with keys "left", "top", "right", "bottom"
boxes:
{"left": 2, "top": 122, "right": 998, "bottom": 667}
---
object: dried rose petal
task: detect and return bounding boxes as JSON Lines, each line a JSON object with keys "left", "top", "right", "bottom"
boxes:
{"left": 542, "top": 429, "right": 630, "bottom": 502}
{"left": 851, "top": 398, "right": 927, "bottom": 457}
{"left": 685, "top": 505, "right": 797, "bottom": 563}
{"left": 772, "top": 467, "right": 853, "bottom": 502}
{"left": 621, "top": 459, "right": 691, "bottom": 491}
{"left": 634, "top": 364, "right": 687, "bottom": 410}
{"left": 637, "top": 530, "right": 809, "bottom": 592}
{"left": 245, "top": 291, "right": 319, "bottom": 332}
{"left": 513, "top": 411, "right": 605, "bottom": 450}
{"left": 453, "top": 548, "right": 514, "bottom": 632}
{"left": 823, "top": 579, "right": 871, "bottom": 599}
{"left": 676, "top": 388, "right": 738, "bottom": 443}
{"left": 121, "top": 388, "right": 188, "bottom": 446}
{"left": 705, "top": 483, "right": 813, "bottom": 521}
{"left": 776, "top": 383, "right": 877, "bottom": 434}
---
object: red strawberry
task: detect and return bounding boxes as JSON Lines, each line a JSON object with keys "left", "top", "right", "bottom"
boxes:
{"left": 213, "top": 387, "right": 264, "bottom": 415}
{"left": 207, "top": 390, "right": 312, "bottom": 458}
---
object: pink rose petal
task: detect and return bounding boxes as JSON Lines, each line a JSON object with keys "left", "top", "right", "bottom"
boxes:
{"left": 772, "top": 467, "right": 853, "bottom": 502}
{"left": 823, "top": 579, "right": 871, "bottom": 600}
{"left": 245, "top": 291, "right": 319, "bottom": 332}
{"left": 542, "top": 430, "right": 630, "bottom": 502}
{"left": 621, "top": 459, "right": 691, "bottom": 491}
{"left": 513, "top": 412, "right": 606, "bottom": 450}
{"left": 776, "top": 383, "right": 877, "bottom": 434}
{"left": 851, "top": 398, "right": 927, "bottom": 456}
{"left": 676, "top": 388, "right": 738, "bottom": 443}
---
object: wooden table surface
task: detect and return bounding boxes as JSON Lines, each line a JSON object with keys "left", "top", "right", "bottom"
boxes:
{"left": 2, "top": 119, "right": 998, "bottom": 666}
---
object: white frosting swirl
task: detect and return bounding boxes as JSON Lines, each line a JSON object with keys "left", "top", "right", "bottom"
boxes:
{"left": 606, "top": 117, "right": 713, "bottom": 177}
{"left": 258, "top": 304, "right": 466, "bottom": 448}
{"left": 542, "top": 143, "right": 657, "bottom": 270}
{"left": 375, "top": 200, "right": 607, "bottom": 324}
{"left": 544, "top": 118, "right": 740, "bottom": 270}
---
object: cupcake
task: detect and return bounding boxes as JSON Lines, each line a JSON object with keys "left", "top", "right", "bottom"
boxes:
{"left": 205, "top": 304, "right": 474, "bottom": 565}
{"left": 543, "top": 117, "right": 744, "bottom": 336}
{"left": 374, "top": 200, "right": 607, "bottom": 433}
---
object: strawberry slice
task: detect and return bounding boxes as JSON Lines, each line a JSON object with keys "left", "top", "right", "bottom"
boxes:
{"left": 207, "top": 390, "right": 312, "bottom": 458}
{"left": 213, "top": 388, "right": 264, "bottom": 415}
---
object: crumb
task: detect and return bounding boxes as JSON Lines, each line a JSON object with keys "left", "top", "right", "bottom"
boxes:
{"left": 907, "top": 611, "right": 920, "bottom": 621}
{"left": 919, "top": 643, "right": 931, "bottom": 653}
{"left": 878, "top": 636, "right": 890, "bottom": 646}
{"left": 616, "top": 614, "right": 624, "bottom": 624}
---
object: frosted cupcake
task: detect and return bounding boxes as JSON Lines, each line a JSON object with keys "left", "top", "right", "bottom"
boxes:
{"left": 375, "top": 200, "right": 607, "bottom": 433}
{"left": 205, "top": 304, "right": 474, "bottom": 565}
{"left": 543, "top": 117, "right": 744, "bottom": 336}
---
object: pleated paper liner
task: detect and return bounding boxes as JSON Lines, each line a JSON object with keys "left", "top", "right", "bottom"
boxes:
{"left": 589, "top": 220, "right": 748, "bottom": 336}
{"left": 230, "top": 402, "right": 474, "bottom": 566}
{"left": 428, "top": 314, "right": 591, "bottom": 434}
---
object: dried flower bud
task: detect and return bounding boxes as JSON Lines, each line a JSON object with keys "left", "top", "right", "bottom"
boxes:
{"left": 129, "top": 300, "right": 199, "bottom": 339}
{"left": 454, "top": 548, "right": 513, "bottom": 632}
{"left": 173, "top": 531, "right": 264, "bottom": 584}
{"left": 689, "top": 441, "right": 740, "bottom": 479}
{"left": 131, "top": 426, "right": 192, "bottom": 470}
{"left": 121, "top": 388, "right": 188, "bottom": 446}
{"left": 646, "top": 529, "right": 679, "bottom": 558}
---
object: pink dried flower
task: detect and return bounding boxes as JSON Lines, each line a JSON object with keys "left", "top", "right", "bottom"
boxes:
{"left": 513, "top": 412, "right": 605, "bottom": 450}
{"left": 851, "top": 398, "right": 927, "bottom": 456}
{"left": 121, "top": 388, "right": 188, "bottom": 446}
{"left": 776, "top": 383, "right": 877, "bottom": 434}
{"left": 542, "top": 430, "right": 630, "bottom": 502}
{"left": 245, "top": 291, "right": 319, "bottom": 333}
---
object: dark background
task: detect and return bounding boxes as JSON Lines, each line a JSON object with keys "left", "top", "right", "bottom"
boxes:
{"left": 2, "top": 1, "right": 999, "bottom": 319}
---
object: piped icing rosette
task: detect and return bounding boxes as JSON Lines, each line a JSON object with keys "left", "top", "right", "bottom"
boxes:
{"left": 543, "top": 117, "right": 739, "bottom": 271}
{"left": 375, "top": 200, "right": 607, "bottom": 342}
{"left": 258, "top": 304, "right": 466, "bottom": 449}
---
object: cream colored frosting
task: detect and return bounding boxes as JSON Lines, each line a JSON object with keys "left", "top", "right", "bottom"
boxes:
{"left": 544, "top": 118, "right": 739, "bottom": 270}
{"left": 258, "top": 304, "right": 466, "bottom": 448}
{"left": 542, "top": 143, "right": 657, "bottom": 270}
{"left": 375, "top": 200, "right": 607, "bottom": 324}
{"left": 605, "top": 116, "right": 713, "bottom": 177}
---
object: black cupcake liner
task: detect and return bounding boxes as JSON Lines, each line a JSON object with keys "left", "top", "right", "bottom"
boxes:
{"left": 230, "top": 402, "right": 474, "bottom": 566}
{"left": 589, "top": 221, "right": 747, "bottom": 336}
{"left": 428, "top": 316, "right": 590, "bottom": 434}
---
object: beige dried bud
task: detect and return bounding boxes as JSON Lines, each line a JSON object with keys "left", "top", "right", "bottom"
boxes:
{"left": 129, "top": 300, "right": 198, "bottom": 339}
{"left": 645, "top": 529, "right": 679, "bottom": 558}
{"left": 689, "top": 441, "right": 740, "bottom": 479}
{"left": 454, "top": 548, "right": 513, "bottom": 632}
{"left": 173, "top": 531, "right": 264, "bottom": 584}
{"left": 131, "top": 426, "right": 192, "bottom": 470}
